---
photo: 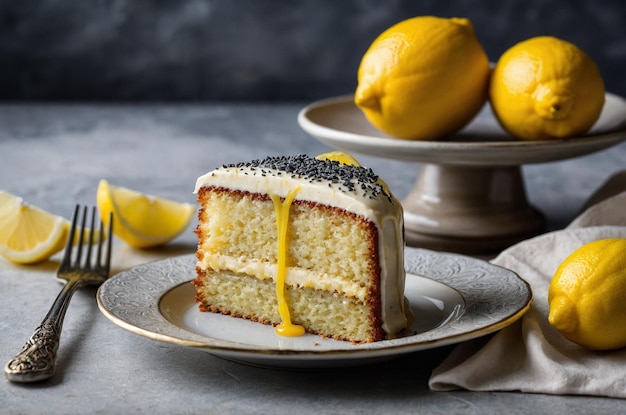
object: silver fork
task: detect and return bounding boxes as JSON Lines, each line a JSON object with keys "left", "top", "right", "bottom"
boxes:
{"left": 4, "top": 205, "right": 113, "bottom": 383}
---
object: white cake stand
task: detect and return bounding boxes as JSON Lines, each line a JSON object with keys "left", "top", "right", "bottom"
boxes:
{"left": 298, "top": 93, "right": 626, "bottom": 254}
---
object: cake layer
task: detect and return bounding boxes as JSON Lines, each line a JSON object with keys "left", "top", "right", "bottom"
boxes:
{"left": 193, "top": 269, "right": 384, "bottom": 343}
{"left": 196, "top": 188, "right": 378, "bottom": 299}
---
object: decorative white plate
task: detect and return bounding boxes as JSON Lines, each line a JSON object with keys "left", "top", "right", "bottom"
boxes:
{"left": 297, "top": 93, "right": 626, "bottom": 166}
{"left": 97, "top": 248, "right": 532, "bottom": 369}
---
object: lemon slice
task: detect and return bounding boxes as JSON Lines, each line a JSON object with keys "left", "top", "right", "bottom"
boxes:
{"left": 315, "top": 151, "right": 361, "bottom": 166}
{"left": 0, "top": 190, "right": 70, "bottom": 264}
{"left": 315, "top": 151, "right": 392, "bottom": 194}
{"left": 97, "top": 179, "right": 195, "bottom": 248}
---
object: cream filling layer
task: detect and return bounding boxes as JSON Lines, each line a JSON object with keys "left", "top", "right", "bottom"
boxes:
{"left": 198, "top": 254, "right": 370, "bottom": 300}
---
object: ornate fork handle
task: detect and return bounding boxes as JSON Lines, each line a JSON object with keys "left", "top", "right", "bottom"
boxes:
{"left": 5, "top": 206, "right": 111, "bottom": 383}
{"left": 5, "top": 278, "right": 82, "bottom": 383}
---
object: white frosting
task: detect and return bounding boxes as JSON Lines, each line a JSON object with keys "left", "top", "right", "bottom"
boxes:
{"left": 195, "top": 164, "right": 392, "bottom": 218}
{"left": 195, "top": 157, "right": 408, "bottom": 336}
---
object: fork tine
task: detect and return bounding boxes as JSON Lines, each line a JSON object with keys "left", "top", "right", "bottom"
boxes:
{"left": 101, "top": 212, "right": 113, "bottom": 275}
{"left": 61, "top": 206, "right": 111, "bottom": 273}
{"left": 96, "top": 211, "right": 104, "bottom": 270}
{"left": 61, "top": 205, "right": 80, "bottom": 268}
{"left": 74, "top": 206, "right": 88, "bottom": 266}
{"left": 83, "top": 207, "right": 96, "bottom": 268}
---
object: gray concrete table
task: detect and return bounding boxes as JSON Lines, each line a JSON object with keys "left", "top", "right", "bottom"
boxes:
{"left": 1, "top": 103, "right": 625, "bottom": 414}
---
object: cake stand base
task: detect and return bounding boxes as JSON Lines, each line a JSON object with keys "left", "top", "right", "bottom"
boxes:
{"left": 402, "top": 164, "right": 545, "bottom": 255}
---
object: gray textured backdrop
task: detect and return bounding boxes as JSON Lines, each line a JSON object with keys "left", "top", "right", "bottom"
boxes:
{"left": 1, "top": 0, "right": 625, "bottom": 101}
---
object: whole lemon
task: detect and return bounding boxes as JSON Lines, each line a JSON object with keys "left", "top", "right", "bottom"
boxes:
{"left": 490, "top": 36, "right": 605, "bottom": 140}
{"left": 548, "top": 238, "right": 626, "bottom": 351}
{"left": 355, "top": 16, "right": 490, "bottom": 140}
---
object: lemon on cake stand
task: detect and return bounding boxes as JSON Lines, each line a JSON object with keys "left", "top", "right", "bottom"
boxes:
{"left": 298, "top": 93, "right": 626, "bottom": 255}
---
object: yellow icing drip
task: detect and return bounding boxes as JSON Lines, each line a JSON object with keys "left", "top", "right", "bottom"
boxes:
{"left": 270, "top": 186, "right": 305, "bottom": 337}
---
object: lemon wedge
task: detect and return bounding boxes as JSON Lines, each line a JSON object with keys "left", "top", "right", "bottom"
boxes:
{"left": 0, "top": 190, "right": 70, "bottom": 264}
{"left": 315, "top": 151, "right": 361, "bottom": 166}
{"left": 97, "top": 179, "right": 195, "bottom": 248}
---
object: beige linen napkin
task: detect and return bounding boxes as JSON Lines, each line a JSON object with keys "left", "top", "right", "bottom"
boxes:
{"left": 429, "top": 172, "right": 626, "bottom": 398}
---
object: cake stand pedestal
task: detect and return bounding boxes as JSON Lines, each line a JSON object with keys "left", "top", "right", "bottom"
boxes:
{"left": 298, "top": 94, "right": 626, "bottom": 254}
{"left": 401, "top": 164, "right": 544, "bottom": 254}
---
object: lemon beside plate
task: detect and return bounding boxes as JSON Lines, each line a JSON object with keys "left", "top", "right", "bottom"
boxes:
{"left": 96, "top": 179, "right": 196, "bottom": 249}
{"left": 549, "top": 238, "right": 626, "bottom": 351}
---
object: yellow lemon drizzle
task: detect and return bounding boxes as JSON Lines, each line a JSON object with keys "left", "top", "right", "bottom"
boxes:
{"left": 270, "top": 186, "right": 305, "bottom": 337}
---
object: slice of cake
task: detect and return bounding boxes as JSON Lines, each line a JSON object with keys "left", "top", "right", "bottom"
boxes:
{"left": 193, "top": 154, "right": 410, "bottom": 343}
